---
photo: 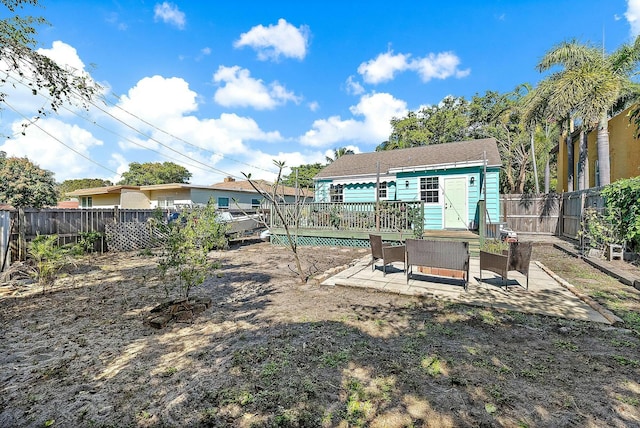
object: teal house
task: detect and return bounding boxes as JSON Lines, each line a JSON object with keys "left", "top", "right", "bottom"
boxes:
{"left": 313, "top": 138, "right": 502, "bottom": 230}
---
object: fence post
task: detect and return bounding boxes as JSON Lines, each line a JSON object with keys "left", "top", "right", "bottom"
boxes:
{"left": 558, "top": 192, "right": 565, "bottom": 237}
{"left": 0, "top": 212, "right": 10, "bottom": 272}
{"left": 478, "top": 199, "right": 486, "bottom": 247}
{"left": 113, "top": 206, "right": 119, "bottom": 223}
{"left": 18, "top": 207, "right": 26, "bottom": 261}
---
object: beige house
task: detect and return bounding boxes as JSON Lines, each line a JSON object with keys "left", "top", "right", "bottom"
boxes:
{"left": 66, "top": 178, "right": 310, "bottom": 210}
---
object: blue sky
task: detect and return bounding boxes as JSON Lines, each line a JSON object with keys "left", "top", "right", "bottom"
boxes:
{"left": 1, "top": 0, "right": 639, "bottom": 185}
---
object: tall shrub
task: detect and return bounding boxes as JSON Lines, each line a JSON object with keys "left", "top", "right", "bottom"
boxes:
{"left": 156, "top": 201, "right": 227, "bottom": 299}
{"left": 600, "top": 177, "right": 640, "bottom": 252}
{"left": 28, "top": 234, "right": 66, "bottom": 294}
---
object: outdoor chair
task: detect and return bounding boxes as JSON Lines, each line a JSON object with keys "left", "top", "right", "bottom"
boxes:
{"left": 479, "top": 241, "right": 533, "bottom": 290}
{"left": 405, "top": 239, "right": 470, "bottom": 290}
{"left": 369, "top": 234, "right": 406, "bottom": 276}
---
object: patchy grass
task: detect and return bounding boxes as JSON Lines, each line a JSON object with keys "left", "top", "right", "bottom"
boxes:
{"left": 1, "top": 243, "right": 639, "bottom": 427}
{"left": 534, "top": 245, "right": 640, "bottom": 335}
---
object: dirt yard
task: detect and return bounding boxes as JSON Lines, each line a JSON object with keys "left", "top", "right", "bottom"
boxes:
{"left": 1, "top": 242, "right": 639, "bottom": 427}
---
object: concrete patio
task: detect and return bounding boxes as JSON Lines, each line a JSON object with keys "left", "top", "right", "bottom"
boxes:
{"left": 322, "top": 255, "right": 613, "bottom": 324}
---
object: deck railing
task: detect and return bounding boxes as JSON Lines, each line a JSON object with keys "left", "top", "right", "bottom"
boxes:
{"left": 269, "top": 201, "right": 424, "bottom": 232}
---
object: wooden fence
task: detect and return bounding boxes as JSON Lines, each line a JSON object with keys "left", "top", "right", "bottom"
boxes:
{"left": 500, "top": 189, "right": 604, "bottom": 240}
{"left": 0, "top": 190, "right": 608, "bottom": 272}
{"left": 270, "top": 201, "right": 424, "bottom": 232}
{"left": 0, "top": 208, "right": 163, "bottom": 270}
{"left": 499, "top": 194, "right": 562, "bottom": 235}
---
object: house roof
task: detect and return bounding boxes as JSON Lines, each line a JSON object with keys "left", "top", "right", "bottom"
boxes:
{"left": 56, "top": 201, "right": 80, "bottom": 208}
{"left": 210, "top": 179, "right": 310, "bottom": 197}
{"left": 67, "top": 180, "right": 310, "bottom": 198}
{"left": 66, "top": 185, "right": 140, "bottom": 196}
{"left": 314, "top": 138, "right": 501, "bottom": 180}
{"left": 139, "top": 183, "right": 215, "bottom": 191}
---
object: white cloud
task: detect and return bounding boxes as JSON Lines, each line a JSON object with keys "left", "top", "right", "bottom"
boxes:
{"left": 345, "top": 75, "right": 365, "bottom": 95}
{"left": 323, "top": 145, "right": 360, "bottom": 160}
{"left": 37, "top": 41, "right": 87, "bottom": 75}
{"left": 105, "top": 12, "right": 127, "bottom": 31}
{"left": 411, "top": 52, "right": 471, "bottom": 82}
{"left": 106, "top": 74, "right": 286, "bottom": 183}
{"left": 357, "top": 49, "right": 469, "bottom": 84}
{"left": 300, "top": 92, "right": 407, "bottom": 147}
{"left": 0, "top": 41, "right": 96, "bottom": 121}
{"left": 358, "top": 51, "right": 411, "bottom": 84}
{"left": 0, "top": 118, "right": 105, "bottom": 182}
{"left": 213, "top": 65, "right": 300, "bottom": 110}
{"left": 154, "top": 2, "right": 186, "bottom": 30}
{"left": 115, "top": 75, "right": 198, "bottom": 124}
{"left": 626, "top": 0, "right": 640, "bottom": 36}
{"left": 234, "top": 18, "right": 309, "bottom": 61}
{"left": 109, "top": 153, "right": 130, "bottom": 184}
{"left": 308, "top": 101, "right": 320, "bottom": 112}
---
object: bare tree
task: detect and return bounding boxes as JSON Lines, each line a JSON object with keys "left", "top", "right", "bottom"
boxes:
{"left": 242, "top": 160, "right": 311, "bottom": 283}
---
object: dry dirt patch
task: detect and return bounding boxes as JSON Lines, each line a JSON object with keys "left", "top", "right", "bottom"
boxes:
{"left": 1, "top": 242, "right": 639, "bottom": 427}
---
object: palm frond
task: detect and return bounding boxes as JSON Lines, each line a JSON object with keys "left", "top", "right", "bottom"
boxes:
{"left": 537, "top": 39, "right": 601, "bottom": 72}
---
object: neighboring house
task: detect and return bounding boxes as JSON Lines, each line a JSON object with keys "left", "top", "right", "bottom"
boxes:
{"left": 67, "top": 185, "right": 152, "bottom": 209}
{"left": 66, "top": 178, "right": 309, "bottom": 210}
{"left": 313, "top": 138, "right": 502, "bottom": 230}
{"left": 209, "top": 178, "right": 310, "bottom": 210}
{"left": 558, "top": 106, "right": 640, "bottom": 192}
{"left": 56, "top": 200, "right": 80, "bottom": 209}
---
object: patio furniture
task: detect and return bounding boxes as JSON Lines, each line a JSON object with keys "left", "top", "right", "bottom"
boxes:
{"left": 369, "top": 234, "right": 406, "bottom": 276}
{"left": 479, "top": 241, "right": 533, "bottom": 290}
{"left": 405, "top": 239, "right": 470, "bottom": 290}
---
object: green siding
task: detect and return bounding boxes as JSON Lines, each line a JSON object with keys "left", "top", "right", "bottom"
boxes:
{"left": 343, "top": 182, "right": 397, "bottom": 202}
{"left": 483, "top": 168, "right": 500, "bottom": 225}
{"left": 344, "top": 183, "right": 373, "bottom": 202}
{"left": 315, "top": 180, "right": 330, "bottom": 202}
{"left": 314, "top": 166, "right": 500, "bottom": 231}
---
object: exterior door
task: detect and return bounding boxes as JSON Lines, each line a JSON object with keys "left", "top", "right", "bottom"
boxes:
{"left": 443, "top": 177, "right": 468, "bottom": 229}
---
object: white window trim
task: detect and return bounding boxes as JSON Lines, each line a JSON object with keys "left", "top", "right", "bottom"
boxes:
{"left": 330, "top": 184, "right": 344, "bottom": 203}
{"left": 418, "top": 176, "right": 442, "bottom": 205}
{"left": 218, "top": 197, "right": 230, "bottom": 209}
{"left": 376, "top": 181, "right": 389, "bottom": 200}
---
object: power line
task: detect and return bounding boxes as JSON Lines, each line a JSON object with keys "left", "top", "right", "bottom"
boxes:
{"left": 102, "top": 90, "right": 278, "bottom": 174}
{"left": 3, "top": 75, "right": 226, "bottom": 176}
{"left": 4, "top": 71, "right": 245, "bottom": 180}
{"left": 3, "top": 100, "right": 119, "bottom": 175}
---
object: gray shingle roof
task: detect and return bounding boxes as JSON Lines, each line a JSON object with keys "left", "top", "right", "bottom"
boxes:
{"left": 314, "top": 138, "right": 501, "bottom": 179}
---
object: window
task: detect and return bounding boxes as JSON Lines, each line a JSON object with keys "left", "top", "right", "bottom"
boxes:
{"left": 378, "top": 182, "right": 387, "bottom": 199}
{"left": 218, "top": 197, "right": 230, "bottom": 209}
{"left": 330, "top": 184, "right": 343, "bottom": 202}
{"left": 158, "top": 198, "right": 174, "bottom": 208}
{"left": 81, "top": 196, "right": 92, "bottom": 208}
{"left": 420, "top": 177, "right": 439, "bottom": 203}
{"left": 251, "top": 198, "right": 261, "bottom": 209}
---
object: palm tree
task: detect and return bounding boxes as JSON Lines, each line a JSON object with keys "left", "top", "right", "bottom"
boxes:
{"left": 325, "top": 147, "right": 355, "bottom": 164}
{"left": 524, "top": 37, "right": 640, "bottom": 187}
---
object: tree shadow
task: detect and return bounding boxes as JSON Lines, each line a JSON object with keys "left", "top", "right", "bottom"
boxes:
{"left": 1, "top": 248, "right": 639, "bottom": 428}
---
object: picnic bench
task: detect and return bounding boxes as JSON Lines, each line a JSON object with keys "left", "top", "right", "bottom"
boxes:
{"left": 405, "top": 239, "right": 470, "bottom": 290}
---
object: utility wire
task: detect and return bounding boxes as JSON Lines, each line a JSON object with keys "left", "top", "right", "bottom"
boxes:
{"left": 5, "top": 58, "right": 279, "bottom": 176}
{"left": 102, "top": 90, "right": 278, "bottom": 174}
{"left": 4, "top": 71, "right": 245, "bottom": 180}
{"left": 3, "top": 100, "right": 119, "bottom": 175}
{"left": 5, "top": 75, "right": 233, "bottom": 178}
